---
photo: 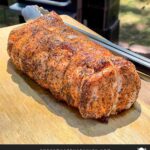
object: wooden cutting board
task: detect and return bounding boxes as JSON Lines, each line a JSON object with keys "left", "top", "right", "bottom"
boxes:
{"left": 0, "top": 15, "right": 150, "bottom": 144}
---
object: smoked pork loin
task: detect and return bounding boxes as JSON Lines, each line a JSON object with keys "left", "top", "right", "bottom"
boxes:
{"left": 7, "top": 11, "right": 141, "bottom": 121}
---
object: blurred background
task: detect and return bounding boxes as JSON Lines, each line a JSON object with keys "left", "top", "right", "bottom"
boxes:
{"left": 0, "top": 0, "right": 149, "bottom": 58}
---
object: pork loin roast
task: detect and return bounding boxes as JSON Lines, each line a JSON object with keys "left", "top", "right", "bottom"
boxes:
{"left": 7, "top": 11, "right": 141, "bottom": 121}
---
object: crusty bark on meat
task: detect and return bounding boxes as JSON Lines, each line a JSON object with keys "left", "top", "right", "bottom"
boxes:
{"left": 8, "top": 11, "right": 141, "bottom": 121}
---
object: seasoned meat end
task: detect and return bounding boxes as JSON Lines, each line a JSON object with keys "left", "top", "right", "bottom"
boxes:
{"left": 79, "top": 67, "right": 118, "bottom": 119}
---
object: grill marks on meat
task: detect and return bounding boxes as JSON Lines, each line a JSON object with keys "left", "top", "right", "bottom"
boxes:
{"left": 8, "top": 11, "right": 141, "bottom": 120}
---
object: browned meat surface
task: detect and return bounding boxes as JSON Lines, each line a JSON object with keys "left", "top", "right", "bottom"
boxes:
{"left": 7, "top": 11, "right": 141, "bottom": 121}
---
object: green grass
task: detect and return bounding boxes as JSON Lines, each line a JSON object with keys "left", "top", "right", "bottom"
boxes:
{"left": 119, "top": 0, "right": 150, "bottom": 46}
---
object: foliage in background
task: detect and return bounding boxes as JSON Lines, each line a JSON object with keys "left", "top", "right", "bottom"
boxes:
{"left": 119, "top": 0, "right": 150, "bottom": 46}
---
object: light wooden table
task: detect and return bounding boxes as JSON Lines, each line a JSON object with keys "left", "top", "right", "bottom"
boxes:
{"left": 0, "top": 15, "right": 150, "bottom": 144}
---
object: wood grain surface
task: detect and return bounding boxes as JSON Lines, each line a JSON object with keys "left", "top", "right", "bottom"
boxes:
{"left": 0, "top": 15, "right": 150, "bottom": 144}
